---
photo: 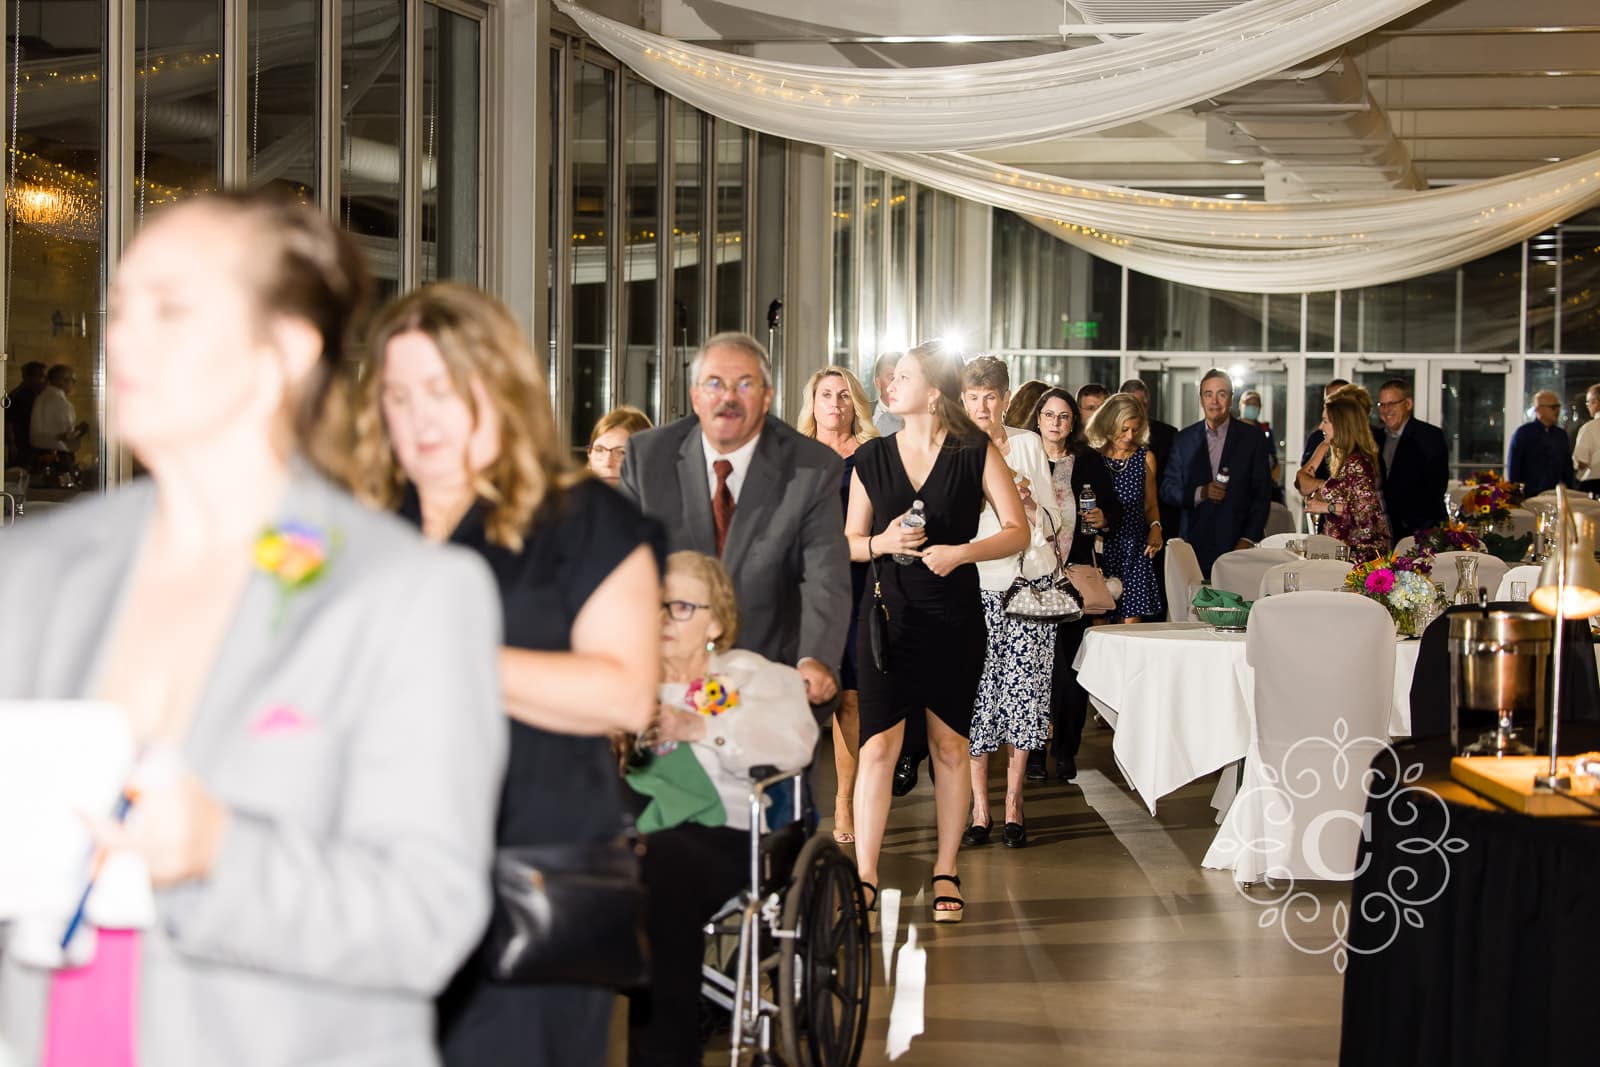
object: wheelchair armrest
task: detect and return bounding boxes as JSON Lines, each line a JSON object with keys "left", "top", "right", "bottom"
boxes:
{"left": 746, "top": 766, "right": 806, "bottom": 803}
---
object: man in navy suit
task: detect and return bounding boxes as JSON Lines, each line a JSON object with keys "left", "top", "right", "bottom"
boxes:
{"left": 1160, "top": 368, "right": 1273, "bottom": 578}
{"left": 1374, "top": 378, "right": 1449, "bottom": 542}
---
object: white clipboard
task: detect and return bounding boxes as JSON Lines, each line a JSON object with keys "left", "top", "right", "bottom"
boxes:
{"left": 0, "top": 701, "right": 135, "bottom": 922}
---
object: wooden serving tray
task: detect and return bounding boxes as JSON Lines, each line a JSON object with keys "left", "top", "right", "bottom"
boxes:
{"left": 1450, "top": 756, "right": 1600, "bottom": 817}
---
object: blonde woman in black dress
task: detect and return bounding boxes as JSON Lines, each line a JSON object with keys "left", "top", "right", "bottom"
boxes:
{"left": 843, "top": 341, "right": 1029, "bottom": 922}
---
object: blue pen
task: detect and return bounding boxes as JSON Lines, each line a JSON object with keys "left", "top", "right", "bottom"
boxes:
{"left": 59, "top": 789, "right": 138, "bottom": 951}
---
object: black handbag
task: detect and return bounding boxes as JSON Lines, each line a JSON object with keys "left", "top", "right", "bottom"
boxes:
{"left": 484, "top": 834, "right": 650, "bottom": 989}
{"left": 867, "top": 553, "right": 891, "bottom": 674}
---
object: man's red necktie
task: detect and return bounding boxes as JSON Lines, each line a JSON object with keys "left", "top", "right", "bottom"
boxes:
{"left": 712, "top": 458, "right": 735, "bottom": 556}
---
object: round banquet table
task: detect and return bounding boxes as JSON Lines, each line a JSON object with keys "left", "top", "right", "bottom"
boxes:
{"left": 1073, "top": 622, "right": 1417, "bottom": 815}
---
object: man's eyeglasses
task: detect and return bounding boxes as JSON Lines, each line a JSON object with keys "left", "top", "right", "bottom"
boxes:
{"left": 589, "top": 443, "right": 626, "bottom": 460}
{"left": 662, "top": 599, "right": 711, "bottom": 621}
{"left": 1376, "top": 400, "right": 1405, "bottom": 410}
{"left": 698, "top": 377, "right": 765, "bottom": 399}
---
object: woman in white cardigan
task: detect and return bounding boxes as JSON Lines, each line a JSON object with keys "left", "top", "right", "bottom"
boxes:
{"left": 626, "top": 551, "right": 817, "bottom": 1067}
{"left": 958, "top": 357, "right": 1071, "bottom": 850}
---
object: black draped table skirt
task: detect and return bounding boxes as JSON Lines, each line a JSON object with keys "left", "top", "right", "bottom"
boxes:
{"left": 1340, "top": 737, "right": 1600, "bottom": 1066}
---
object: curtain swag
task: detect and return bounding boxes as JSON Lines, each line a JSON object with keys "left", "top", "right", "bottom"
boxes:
{"left": 555, "top": 0, "right": 1433, "bottom": 152}
{"left": 561, "top": 0, "right": 1600, "bottom": 292}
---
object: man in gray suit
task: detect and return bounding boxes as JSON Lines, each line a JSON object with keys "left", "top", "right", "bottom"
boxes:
{"left": 621, "top": 332, "right": 851, "bottom": 706}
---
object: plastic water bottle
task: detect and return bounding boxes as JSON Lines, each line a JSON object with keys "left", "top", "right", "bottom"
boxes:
{"left": 1079, "top": 487, "right": 1098, "bottom": 530}
{"left": 894, "top": 500, "right": 927, "bottom": 565}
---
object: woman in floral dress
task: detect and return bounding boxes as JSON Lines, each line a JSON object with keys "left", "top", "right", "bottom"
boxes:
{"left": 1087, "top": 392, "right": 1165, "bottom": 621}
{"left": 1296, "top": 393, "right": 1392, "bottom": 563}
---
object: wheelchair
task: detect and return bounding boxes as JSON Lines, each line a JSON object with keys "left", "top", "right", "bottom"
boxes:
{"left": 699, "top": 766, "right": 872, "bottom": 1067}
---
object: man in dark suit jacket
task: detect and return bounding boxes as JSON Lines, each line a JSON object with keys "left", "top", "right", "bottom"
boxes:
{"left": 1122, "top": 378, "right": 1178, "bottom": 537}
{"left": 1374, "top": 378, "right": 1448, "bottom": 542}
{"left": 1159, "top": 368, "right": 1273, "bottom": 578}
{"left": 620, "top": 332, "right": 852, "bottom": 706}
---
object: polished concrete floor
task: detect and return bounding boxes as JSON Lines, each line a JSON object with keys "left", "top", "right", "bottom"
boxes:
{"left": 819, "top": 724, "right": 1348, "bottom": 1067}
{"left": 614, "top": 721, "right": 1350, "bottom": 1066}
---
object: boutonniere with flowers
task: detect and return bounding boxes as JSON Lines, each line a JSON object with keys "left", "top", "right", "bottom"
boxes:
{"left": 254, "top": 521, "right": 336, "bottom": 625}
{"left": 642, "top": 674, "right": 744, "bottom": 758}
{"left": 686, "top": 674, "right": 741, "bottom": 717}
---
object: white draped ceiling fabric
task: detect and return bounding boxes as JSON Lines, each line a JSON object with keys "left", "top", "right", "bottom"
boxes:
{"left": 555, "top": 0, "right": 1433, "bottom": 152}
{"left": 558, "top": 0, "right": 1600, "bottom": 293}
{"left": 849, "top": 149, "right": 1600, "bottom": 293}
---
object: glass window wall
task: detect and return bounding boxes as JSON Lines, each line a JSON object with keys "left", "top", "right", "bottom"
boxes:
{"left": 420, "top": 3, "right": 480, "bottom": 284}
{"left": 568, "top": 58, "right": 612, "bottom": 449}
{"left": 620, "top": 77, "right": 661, "bottom": 424}
{"left": 340, "top": 0, "right": 405, "bottom": 301}
{"left": 712, "top": 118, "right": 744, "bottom": 333}
{"left": 3, "top": 0, "right": 108, "bottom": 500}
{"left": 246, "top": 0, "right": 318, "bottom": 201}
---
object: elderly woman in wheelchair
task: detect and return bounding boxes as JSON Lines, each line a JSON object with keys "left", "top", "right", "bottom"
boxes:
{"left": 624, "top": 551, "right": 871, "bottom": 1067}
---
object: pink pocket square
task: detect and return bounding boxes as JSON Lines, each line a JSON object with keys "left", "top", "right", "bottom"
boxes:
{"left": 251, "top": 704, "right": 315, "bottom": 737}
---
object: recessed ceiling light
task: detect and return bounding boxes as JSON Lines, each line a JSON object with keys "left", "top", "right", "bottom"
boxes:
{"left": 1223, "top": 159, "right": 1249, "bottom": 165}
{"left": 1222, "top": 192, "right": 1248, "bottom": 199}
{"left": 1547, "top": 156, "right": 1563, "bottom": 162}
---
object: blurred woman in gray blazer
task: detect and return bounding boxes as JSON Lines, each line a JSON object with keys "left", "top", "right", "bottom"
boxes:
{"left": 0, "top": 193, "right": 507, "bottom": 1067}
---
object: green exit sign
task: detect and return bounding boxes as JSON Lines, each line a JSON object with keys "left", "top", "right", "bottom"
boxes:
{"left": 1062, "top": 319, "right": 1100, "bottom": 342}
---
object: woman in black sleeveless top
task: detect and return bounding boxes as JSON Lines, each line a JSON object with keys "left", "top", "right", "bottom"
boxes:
{"left": 844, "top": 340, "right": 1030, "bottom": 923}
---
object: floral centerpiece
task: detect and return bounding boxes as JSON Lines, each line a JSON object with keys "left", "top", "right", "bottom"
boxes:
{"left": 1459, "top": 470, "right": 1525, "bottom": 524}
{"left": 1344, "top": 545, "right": 1440, "bottom": 636}
{"left": 1415, "top": 522, "right": 1486, "bottom": 555}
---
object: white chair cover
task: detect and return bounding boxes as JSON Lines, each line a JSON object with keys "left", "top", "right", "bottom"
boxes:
{"left": 1203, "top": 592, "right": 1395, "bottom": 884}
{"left": 1393, "top": 535, "right": 1416, "bottom": 556}
{"left": 1164, "top": 538, "right": 1204, "bottom": 623}
{"left": 1265, "top": 502, "right": 1296, "bottom": 536}
{"left": 1300, "top": 534, "right": 1346, "bottom": 557}
{"left": 1506, "top": 507, "right": 1538, "bottom": 538}
{"left": 1258, "top": 559, "right": 1353, "bottom": 598}
{"left": 1257, "top": 532, "right": 1297, "bottom": 549}
{"left": 1494, "top": 564, "right": 1542, "bottom": 601}
{"left": 1433, "top": 551, "right": 1510, "bottom": 603}
{"left": 1210, "top": 548, "right": 1297, "bottom": 600}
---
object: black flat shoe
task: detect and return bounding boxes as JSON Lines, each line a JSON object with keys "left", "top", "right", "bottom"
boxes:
{"left": 892, "top": 755, "right": 919, "bottom": 797}
{"left": 1024, "top": 753, "right": 1047, "bottom": 781}
{"left": 1055, "top": 755, "right": 1077, "bottom": 783}
{"left": 1003, "top": 821, "right": 1028, "bottom": 848}
{"left": 961, "top": 821, "right": 991, "bottom": 847}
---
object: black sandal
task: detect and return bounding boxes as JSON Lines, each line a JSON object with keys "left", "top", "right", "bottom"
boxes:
{"left": 860, "top": 882, "right": 879, "bottom": 912}
{"left": 931, "top": 874, "right": 964, "bottom": 924}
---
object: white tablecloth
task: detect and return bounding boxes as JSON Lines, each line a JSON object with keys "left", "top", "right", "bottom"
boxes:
{"left": 1073, "top": 622, "right": 1416, "bottom": 814}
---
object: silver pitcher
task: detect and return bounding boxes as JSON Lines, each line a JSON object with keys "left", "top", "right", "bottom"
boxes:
{"left": 1448, "top": 609, "right": 1552, "bottom": 756}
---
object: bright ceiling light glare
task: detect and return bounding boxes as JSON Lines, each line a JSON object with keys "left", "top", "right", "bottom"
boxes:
{"left": 939, "top": 329, "right": 968, "bottom": 355}
{"left": 1222, "top": 192, "right": 1248, "bottom": 200}
{"left": 1223, "top": 159, "right": 1249, "bottom": 165}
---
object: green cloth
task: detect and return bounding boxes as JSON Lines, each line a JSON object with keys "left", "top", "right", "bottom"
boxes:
{"left": 1192, "top": 586, "right": 1249, "bottom": 610}
{"left": 626, "top": 744, "right": 727, "bottom": 834}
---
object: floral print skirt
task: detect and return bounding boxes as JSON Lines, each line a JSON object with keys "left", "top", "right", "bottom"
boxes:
{"left": 969, "top": 590, "right": 1057, "bottom": 756}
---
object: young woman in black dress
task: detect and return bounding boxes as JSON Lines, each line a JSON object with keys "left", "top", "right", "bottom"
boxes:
{"left": 353, "top": 282, "right": 662, "bottom": 1067}
{"left": 843, "top": 340, "right": 1030, "bottom": 922}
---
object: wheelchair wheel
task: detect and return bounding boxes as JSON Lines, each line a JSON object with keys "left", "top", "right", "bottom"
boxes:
{"left": 777, "top": 835, "right": 871, "bottom": 1067}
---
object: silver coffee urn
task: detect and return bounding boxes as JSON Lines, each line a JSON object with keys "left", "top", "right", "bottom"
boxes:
{"left": 1448, "top": 609, "right": 1554, "bottom": 755}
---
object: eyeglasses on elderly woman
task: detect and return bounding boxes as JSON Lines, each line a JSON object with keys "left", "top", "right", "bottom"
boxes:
{"left": 661, "top": 599, "right": 712, "bottom": 621}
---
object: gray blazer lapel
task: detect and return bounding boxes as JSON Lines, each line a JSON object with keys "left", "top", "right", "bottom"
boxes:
{"left": 183, "top": 471, "right": 343, "bottom": 768}
{"left": 38, "top": 484, "right": 156, "bottom": 699}
{"left": 676, "top": 426, "right": 718, "bottom": 555}
{"left": 721, "top": 431, "right": 784, "bottom": 566}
